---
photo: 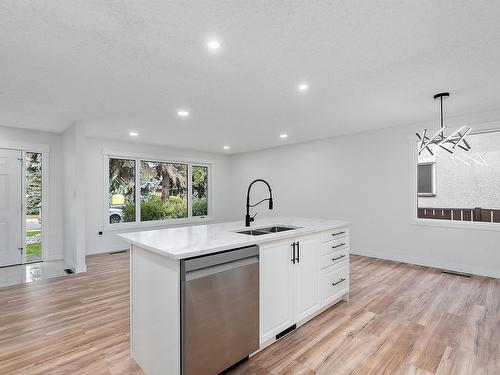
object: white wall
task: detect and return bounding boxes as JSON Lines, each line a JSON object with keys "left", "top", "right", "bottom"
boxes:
{"left": 62, "top": 126, "right": 76, "bottom": 269}
{"left": 0, "top": 125, "right": 64, "bottom": 261}
{"left": 84, "top": 137, "right": 234, "bottom": 254}
{"left": 229, "top": 111, "right": 500, "bottom": 278}
{"left": 62, "top": 123, "right": 87, "bottom": 272}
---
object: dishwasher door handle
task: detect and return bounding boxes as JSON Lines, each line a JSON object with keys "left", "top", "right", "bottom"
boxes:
{"left": 183, "top": 245, "right": 259, "bottom": 277}
{"left": 185, "top": 256, "right": 258, "bottom": 281}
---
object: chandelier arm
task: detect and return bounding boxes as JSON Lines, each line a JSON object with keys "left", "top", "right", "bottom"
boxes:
{"left": 438, "top": 126, "right": 466, "bottom": 146}
{"left": 459, "top": 128, "right": 472, "bottom": 150}
{"left": 420, "top": 127, "right": 446, "bottom": 152}
{"left": 439, "top": 144, "right": 453, "bottom": 154}
{"left": 453, "top": 131, "right": 464, "bottom": 149}
{"left": 416, "top": 133, "right": 434, "bottom": 155}
{"left": 420, "top": 129, "right": 427, "bottom": 150}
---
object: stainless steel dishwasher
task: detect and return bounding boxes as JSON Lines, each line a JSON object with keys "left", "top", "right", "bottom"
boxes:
{"left": 181, "top": 245, "right": 259, "bottom": 375}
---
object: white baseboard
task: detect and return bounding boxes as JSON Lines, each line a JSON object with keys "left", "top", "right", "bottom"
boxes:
{"left": 63, "top": 262, "right": 86, "bottom": 274}
{"left": 87, "top": 246, "right": 128, "bottom": 255}
{"left": 62, "top": 259, "right": 86, "bottom": 274}
{"left": 351, "top": 248, "right": 500, "bottom": 279}
{"left": 44, "top": 255, "right": 63, "bottom": 262}
{"left": 75, "top": 264, "right": 87, "bottom": 273}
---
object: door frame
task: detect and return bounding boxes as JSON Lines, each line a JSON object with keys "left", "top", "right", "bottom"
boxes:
{"left": 0, "top": 141, "right": 50, "bottom": 264}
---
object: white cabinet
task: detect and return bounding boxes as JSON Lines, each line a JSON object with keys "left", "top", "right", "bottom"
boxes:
{"left": 260, "top": 235, "right": 320, "bottom": 344}
{"left": 259, "top": 240, "right": 294, "bottom": 343}
{"left": 293, "top": 237, "right": 320, "bottom": 322}
{"left": 260, "top": 227, "right": 350, "bottom": 346}
{"left": 321, "top": 262, "right": 349, "bottom": 306}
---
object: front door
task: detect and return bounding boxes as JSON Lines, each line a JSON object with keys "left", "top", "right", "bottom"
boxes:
{"left": 0, "top": 149, "right": 22, "bottom": 267}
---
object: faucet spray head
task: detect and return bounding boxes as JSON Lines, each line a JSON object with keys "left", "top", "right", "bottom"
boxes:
{"left": 269, "top": 197, "right": 273, "bottom": 210}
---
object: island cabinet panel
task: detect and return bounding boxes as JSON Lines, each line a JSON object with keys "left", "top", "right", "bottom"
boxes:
{"left": 293, "top": 236, "right": 321, "bottom": 322}
{"left": 131, "top": 246, "right": 181, "bottom": 375}
{"left": 321, "top": 262, "right": 349, "bottom": 306}
{"left": 259, "top": 229, "right": 350, "bottom": 346}
{"left": 259, "top": 240, "right": 295, "bottom": 344}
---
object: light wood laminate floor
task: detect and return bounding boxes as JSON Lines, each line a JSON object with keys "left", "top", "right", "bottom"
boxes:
{"left": 1, "top": 252, "right": 499, "bottom": 374}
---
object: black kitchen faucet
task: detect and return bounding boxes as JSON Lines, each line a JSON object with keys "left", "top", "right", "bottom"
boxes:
{"left": 245, "top": 179, "right": 273, "bottom": 227}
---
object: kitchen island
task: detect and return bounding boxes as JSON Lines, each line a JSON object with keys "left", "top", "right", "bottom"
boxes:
{"left": 119, "top": 217, "right": 350, "bottom": 375}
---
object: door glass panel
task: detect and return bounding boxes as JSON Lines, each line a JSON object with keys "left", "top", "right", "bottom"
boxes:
{"left": 26, "top": 152, "right": 42, "bottom": 262}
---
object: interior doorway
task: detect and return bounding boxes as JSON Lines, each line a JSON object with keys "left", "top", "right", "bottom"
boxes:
{"left": 0, "top": 148, "right": 46, "bottom": 267}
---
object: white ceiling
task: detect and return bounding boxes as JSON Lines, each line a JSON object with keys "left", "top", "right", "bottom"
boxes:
{"left": 1, "top": 1, "right": 500, "bottom": 154}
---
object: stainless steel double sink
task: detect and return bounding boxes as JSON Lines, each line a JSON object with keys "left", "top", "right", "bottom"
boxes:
{"left": 236, "top": 225, "right": 301, "bottom": 236}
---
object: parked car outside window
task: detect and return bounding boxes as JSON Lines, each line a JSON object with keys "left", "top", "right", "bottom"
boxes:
{"left": 109, "top": 205, "right": 124, "bottom": 224}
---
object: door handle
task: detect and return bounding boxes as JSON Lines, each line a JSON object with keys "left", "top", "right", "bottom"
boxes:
{"left": 331, "top": 255, "right": 346, "bottom": 262}
{"left": 291, "top": 242, "right": 296, "bottom": 264}
{"left": 332, "top": 243, "right": 346, "bottom": 249}
{"left": 332, "top": 278, "right": 346, "bottom": 286}
{"left": 295, "top": 242, "right": 300, "bottom": 263}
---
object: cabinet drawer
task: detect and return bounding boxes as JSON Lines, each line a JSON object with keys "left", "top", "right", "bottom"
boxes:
{"left": 321, "top": 264, "right": 349, "bottom": 306}
{"left": 320, "top": 248, "right": 349, "bottom": 269}
{"left": 319, "top": 227, "right": 349, "bottom": 243}
{"left": 319, "top": 237, "right": 350, "bottom": 255}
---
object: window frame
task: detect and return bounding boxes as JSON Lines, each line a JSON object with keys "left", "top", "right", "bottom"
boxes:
{"left": 103, "top": 150, "right": 213, "bottom": 231}
{"left": 408, "top": 126, "right": 500, "bottom": 232}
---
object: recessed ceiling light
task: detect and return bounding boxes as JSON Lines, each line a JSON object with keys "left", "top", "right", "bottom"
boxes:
{"left": 223, "top": 145, "right": 231, "bottom": 150}
{"left": 298, "top": 83, "right": 309, "bottom": 91}
{"left": 280, "top": 134, "right": 288, "bottom": 139}
{"left": 207, "top": 40, "right": 221, "bottom": 50}
{"left": 129, "top": 131, "right": 139, "bottom": 136}
{"left": 177, "top": 110, "right": 190, "bottom": 117}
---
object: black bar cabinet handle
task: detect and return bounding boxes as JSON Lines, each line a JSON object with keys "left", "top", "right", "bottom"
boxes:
{"left": 332, "top": 255, "right": 346, "bottom": 261}
{"left": 332, "top": 243, "right": 346, "bottom": 249}
{"left": 291, "top": 242, "right": 296, "bottom": 264}
{"left": 332, "top": 278, "right": 346, "bottom": 286}
{"left": 296, "top": 242, "right": 300, "bottom": 263}
{"left": 331, "top": 231, "right": 346, "bottom": 237}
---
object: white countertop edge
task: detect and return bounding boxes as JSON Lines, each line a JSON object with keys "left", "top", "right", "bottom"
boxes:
{"left": 118, "top": 217, "right": 350, "bottom": 261}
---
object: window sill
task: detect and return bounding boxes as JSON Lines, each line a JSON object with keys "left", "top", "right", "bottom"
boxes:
{"left": 411, "top": 218, "right": 500, "bottom": 232}
{"left": 104, "top": 216, "right": 214, "bottom": 232}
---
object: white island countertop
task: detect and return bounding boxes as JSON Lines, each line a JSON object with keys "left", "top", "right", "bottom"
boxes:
{"left": 118, "top": 217, "right": 350, "bottom": 260}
